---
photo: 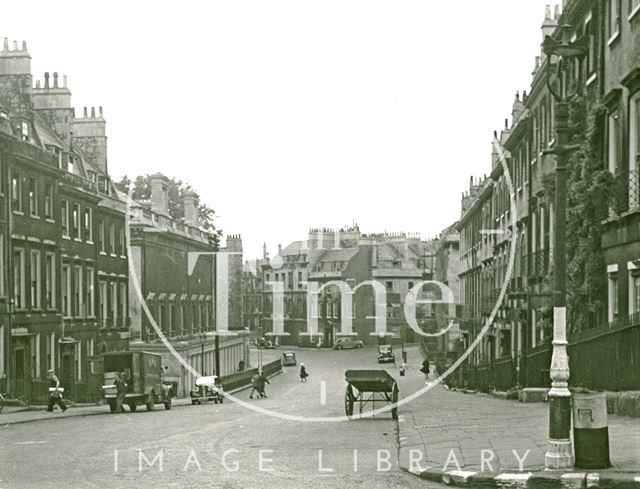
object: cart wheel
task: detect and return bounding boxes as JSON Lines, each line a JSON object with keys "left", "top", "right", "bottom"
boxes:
{"left": 344, "top": 385, "right": 355, "bottom": 417}
{"left": 108, "top": 400, "right": 117, "bottom": 413}
{"left": 391, "top": 382, "right": 399, "bottom": 420}
{"left": 128, "top": 403, "right": 137, "bottom": 413}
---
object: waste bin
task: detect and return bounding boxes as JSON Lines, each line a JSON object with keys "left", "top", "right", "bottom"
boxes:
{"left": 572, "top": 391, "right": 611, "bottom": 469}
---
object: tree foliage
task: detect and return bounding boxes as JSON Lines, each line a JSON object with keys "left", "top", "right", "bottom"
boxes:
{"left": 541, "top": 94, "right": 618, "bottom": 332}
{"left": 114, "top": 174, "right": 221, "bottom": 236}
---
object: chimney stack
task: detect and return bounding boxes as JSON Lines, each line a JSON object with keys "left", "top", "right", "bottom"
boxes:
{"left": 149, "top": 173, "right": 170, "bottom": 217}
{"left": 183, "top": 190, "right": 199, "bottom": 227}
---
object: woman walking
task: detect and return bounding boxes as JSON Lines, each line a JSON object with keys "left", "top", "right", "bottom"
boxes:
{"left": 299, "top": 363, "right": 309, "bottom": 383}
{"left": 420, "top": 358, "right": 430, "bottom": 384}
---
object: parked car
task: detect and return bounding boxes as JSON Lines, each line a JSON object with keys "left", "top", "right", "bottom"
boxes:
{"left": 333, "top": 337, "right": 364, "bottom": 350}
{"left": 377, "top": 345, "right": 395, "bottom": 363}
{"left": 102, "top": 351, "right": 173, "bottom": 412}
{"left": 256, "top": 337, "right": 276, "bottom": 349}
{"left": 190, "top": 376, "right": 224, "bottom": 405}
{"left": 282, "top": 351, "right": 297, "bottom": 366}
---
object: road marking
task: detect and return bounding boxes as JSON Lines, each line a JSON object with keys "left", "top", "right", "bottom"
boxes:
{"left": 14, "top": 441, "right": 47, "bottom": 445}
{"left": 320, "top": 380, "right": 327, "bottom": 405}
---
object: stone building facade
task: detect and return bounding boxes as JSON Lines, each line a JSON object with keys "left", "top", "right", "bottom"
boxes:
{"left": 0, "top": 39, "right": 129, "bottom": 403}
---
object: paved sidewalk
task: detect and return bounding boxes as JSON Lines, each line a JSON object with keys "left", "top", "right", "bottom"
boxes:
{"left": 0, "top": 397, "right": 195, "bottom": 425}
{"left": 396, "top": 349, "right": 640, "bottom": 487}
{"left": 1, "top": 370, "right": 282, "bottom": 426}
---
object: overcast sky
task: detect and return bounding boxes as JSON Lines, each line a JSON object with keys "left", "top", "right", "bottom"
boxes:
{"left": 2, "top": 0, "right": 556, "bottom": 259}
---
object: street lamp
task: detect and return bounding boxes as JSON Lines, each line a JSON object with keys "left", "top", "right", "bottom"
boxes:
{"left": 542, "top": 25, "right": 587, "bottom": 470}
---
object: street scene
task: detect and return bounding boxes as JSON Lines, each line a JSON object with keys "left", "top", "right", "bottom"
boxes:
{"left": 2, "top": 0, "right": 640, "bottom": 487}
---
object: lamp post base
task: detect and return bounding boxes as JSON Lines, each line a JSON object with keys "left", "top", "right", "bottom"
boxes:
{"left": 545, "top": 439, "right": 574, "bottom": 470}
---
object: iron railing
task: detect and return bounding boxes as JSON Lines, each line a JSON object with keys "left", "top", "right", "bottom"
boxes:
{"left": 527, "top": 250, "right": 549, "bottom": 278}
{"left": 569, "top": 319, "right": 640, "bottom": 391}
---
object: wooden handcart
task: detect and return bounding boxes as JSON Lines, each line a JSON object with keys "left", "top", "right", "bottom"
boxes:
{"left": 344, "top": 369, "right": 399, "bottom": 419}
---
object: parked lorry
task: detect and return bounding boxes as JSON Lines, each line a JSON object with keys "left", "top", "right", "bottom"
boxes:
{"left": 102, "top": 351, "right": 172, "bottom": 413}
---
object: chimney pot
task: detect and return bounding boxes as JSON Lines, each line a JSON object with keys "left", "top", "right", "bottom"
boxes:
{"left": 53, "top": 72, "right": 59, "bottom": 89}
{"left": 99, "top": 106, "right": 103, "bottom": 117}
{"left": 44, "top": 72, "right": 50, "bottom": 89}
{"left": 554, "top": 4, "right": 560, "bottom": 19}
{"left": 63, "top": 74, "right": 67, "bottom": 88}
{"left": 35, "top": 80, "right": 41, "bottom": 89}
{"left": 83, "top": 107, "right": 88, "bottom": 118}
{"left": 545, "top": 4, "right": 551, "bottom": 19}
{"left": 90, "top": 107, "right": 95, "bottom": 118}
{"left": 3, "top": 38, "right": 8, "bottom": 51}
{"left": 21, "top": 41, "right": 27, "bottom": 51}
{"left": 13, "top": 40, "right": 18, "bottom": 51}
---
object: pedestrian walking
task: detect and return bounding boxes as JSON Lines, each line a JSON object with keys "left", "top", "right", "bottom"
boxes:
{"left": 114, "top": 371, "right": 128, "bottom": 413}
{"left": 256, "top": 371, "right": 270, "bottom": 398}
{"left": 420, "top": 358, "right": 430, "bottom": 384}
{"left": 47, "top": 369, "right": 67, "bottom": 412}
{"left": 299, "top": 363, "right": 309, "bottom": 383}
{"left": 249, "top": 373, "right": 259, "bottom": 399}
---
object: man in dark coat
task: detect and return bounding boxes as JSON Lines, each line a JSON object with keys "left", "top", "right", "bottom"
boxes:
{"left": 114, "top": 371, "right": 128, "bottom": 413}
{"left": 256, "top": 371, "right": 270, "bottom": 398}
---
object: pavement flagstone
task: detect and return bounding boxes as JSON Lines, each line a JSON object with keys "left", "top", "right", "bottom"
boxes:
{"left": 395, "top": 347, "right": 640, "bottom": 487}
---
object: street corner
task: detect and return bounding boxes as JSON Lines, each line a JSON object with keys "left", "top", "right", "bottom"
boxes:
{"left": 401, "top": 466, "right": 640, "bottom": 488}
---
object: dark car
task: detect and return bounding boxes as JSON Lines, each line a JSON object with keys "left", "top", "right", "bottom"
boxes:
{"left": 377, "top": 345, "right": 395, "bottom": 363}
{"left": 333, "top": 337, "right": 364, "bottom": 350}
{"left": 282, "top": 351, "right": 297, "bottom": 366}
{"left": 190, "top": 376, "right": 224, "bottom": 405}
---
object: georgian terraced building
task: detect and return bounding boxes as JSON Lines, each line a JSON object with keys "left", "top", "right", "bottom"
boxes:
{"left": 0, "top": 39, "right": 129, "bottom": 403}
{"left": 0, "top": 38, "right": 247, "bottom": 403}
{"left": 127, "top": 180, "right": 248, "bottom": 396}
{"left": 456, "top": 0, "right": 640, "bottom": 393}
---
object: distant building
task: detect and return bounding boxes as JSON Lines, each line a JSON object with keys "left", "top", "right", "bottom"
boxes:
{"left": 127, "top": 175, "right": 248, "bottom": 397}
{"left": 242, "top": 257, "right": 264, "bottom": 331}
{"left": 433, "top": 224, "right": 462, "bottom": 374}
{"left": 256, "top": 226, "right": 436, "bottom": 347}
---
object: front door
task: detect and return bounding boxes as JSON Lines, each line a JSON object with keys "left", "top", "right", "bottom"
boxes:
{"left": 60, "top": 352, "right": 74, "bottom": 398}
{"left": 11, "top": 346, "right": 26, "bottom": 399}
